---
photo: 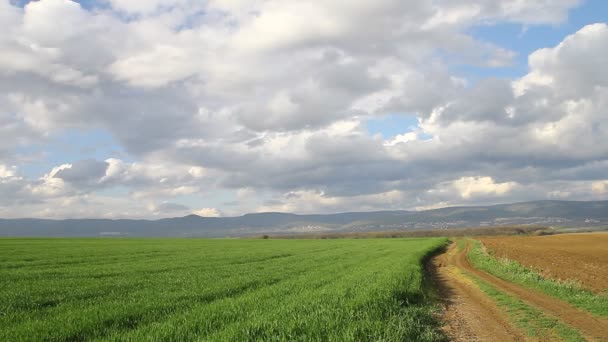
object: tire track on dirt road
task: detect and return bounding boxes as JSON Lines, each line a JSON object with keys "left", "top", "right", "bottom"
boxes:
{"left": 433, "top": 240, "right": 608, "bottom": 341}
{"left": 430, "top": 244, "right": 525, "bottom": 341}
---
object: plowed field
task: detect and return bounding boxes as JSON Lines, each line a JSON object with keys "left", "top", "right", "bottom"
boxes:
{"left": 480, "top": 233, "right": 608, "bottom": 293}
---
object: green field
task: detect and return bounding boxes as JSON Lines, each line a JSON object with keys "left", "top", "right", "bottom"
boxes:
{"left": 0, "top": 238, "right": 447, "bottom": 341}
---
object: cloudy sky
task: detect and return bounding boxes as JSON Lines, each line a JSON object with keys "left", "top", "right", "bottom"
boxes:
{"left": 0, "top": 0, "right": 607, "bottom": 219}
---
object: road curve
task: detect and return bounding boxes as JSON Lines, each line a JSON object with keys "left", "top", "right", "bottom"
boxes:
{"left": 429, "top": 243, "right": 525, "bottom": 341}
{"left": 432, "top": 240, "right": 608, "bottom": 341}
{"left": 455, "top": 241, "right": 608, "bottom": 341}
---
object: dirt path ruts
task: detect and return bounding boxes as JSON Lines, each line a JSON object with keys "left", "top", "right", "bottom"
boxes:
{"left": 430, "top": 244, "right": 526, "bottom": 341}
{"left": 436, "top": 240, "right": 608, "bottom": 341}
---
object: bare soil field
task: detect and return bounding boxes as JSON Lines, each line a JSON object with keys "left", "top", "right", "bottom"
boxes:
{"left": 480, "top": 233, "right": 608, "bottom": 293}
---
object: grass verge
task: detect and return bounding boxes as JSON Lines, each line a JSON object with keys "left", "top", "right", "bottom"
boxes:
{"left": 467, "top": 239, "right": 608, "bottom": 317}
{"left": 464, "top": 270, "right": 584, "bottom": 341}
{"left": 456, "top": 239, "right": 466, "bottom": 252}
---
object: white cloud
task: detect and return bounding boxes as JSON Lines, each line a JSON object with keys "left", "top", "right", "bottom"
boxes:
{"left": 108, "top": 44, "right": 199, "bottom": 88}
{"left": 592, "top": 181, "right": 608, "bottom": 195}
{"left": 0, "top": 165, "right": 18, "bottom": 179}
{"left": 451, "top": 176, "right": 518, "bottom": 199}
{"left": 257, "top": 190, "right": 406, "bottom": 214}
{"left": 27, "top": 164, "right": 73, "bottom": 197}
{"left": 384, "top": 132, "right": 418, "bottom": 146}
{"left": 188, "top": 166, "right": 206, "bottom": 178}
{"left": 519, "top": 23, "right": 608, "bottom": 96}
{"left": 108, "top": 0, "right": 174, "bottom": 14}
{"left": 0, "top": 0, "right": 606, "bottom": 218}
{"left": 193, "top": 207, "right": 222, "bottom": 217}
{"left": 22, "top": 0, "right": 89, "bottom": 45}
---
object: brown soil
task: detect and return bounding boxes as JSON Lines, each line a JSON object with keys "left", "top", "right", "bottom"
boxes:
{"left": 430, "top": 244, "right": 526, "bottom": 341}
{"left": 431, "top": 241, "right": 608, "bottom": 341}
{"left": 480, "top": 233, "right": 608, "bottom": 293}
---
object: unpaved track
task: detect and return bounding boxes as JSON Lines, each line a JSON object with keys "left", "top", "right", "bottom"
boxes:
{"left": 432, "top": 241, "right": 608, "bottom": 341}
{"left": 430, "top": 244, "right": 525, "bottom": 341}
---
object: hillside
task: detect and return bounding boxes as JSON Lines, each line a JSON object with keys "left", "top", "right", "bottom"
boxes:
{"left": 0, "top": 200, "right": 607, "bottom": 237}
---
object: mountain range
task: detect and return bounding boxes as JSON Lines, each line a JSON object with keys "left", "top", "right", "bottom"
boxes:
{"left": 1, "top": 200, "right": 607, "bottom": 237}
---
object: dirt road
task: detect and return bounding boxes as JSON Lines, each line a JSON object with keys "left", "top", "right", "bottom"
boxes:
{"left": 431, "top": 241, "right": 608, "bottom": 341}
{"left": 430, "top": 243, "right": 525, "bottom": 341}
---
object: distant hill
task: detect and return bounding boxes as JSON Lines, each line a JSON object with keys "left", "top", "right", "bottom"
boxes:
{"left": 1, "top": 200, "right": 607, "bottom": 237}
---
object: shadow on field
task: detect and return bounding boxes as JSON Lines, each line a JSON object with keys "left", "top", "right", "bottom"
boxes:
{"left": 425, "top": 242, "right": 457, "bottom": 307}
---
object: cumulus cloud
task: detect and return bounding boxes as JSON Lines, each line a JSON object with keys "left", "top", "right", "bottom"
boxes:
{"left": 193, "top": 208, "right": 222, "bottom": 217}
{"left": 258, "top": 190, "right": 407, "bottom": 214}
{"left": 54, "top": 159, "right": 109, "bottom": 185}
{"left": 0, "top": 165, "right": 18, "bottom": 179}
{"left": 520, "top": 23, "right": 608, "bottom": 96}
{"left": 592, "top": 181, "right": 608, "bottom": 195}
{"left": 451, "top": 176, "right": 519, "bottom": 199}
{"left": 0, "top": 0, "right": 606, "bottom": 218}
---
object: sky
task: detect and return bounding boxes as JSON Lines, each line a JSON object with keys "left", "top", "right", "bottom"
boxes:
{"left": 0, "top": 0, "right": 607, "bottom": 219}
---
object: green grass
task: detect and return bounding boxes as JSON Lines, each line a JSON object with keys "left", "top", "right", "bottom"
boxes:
{"left": 0, "top": 238, "right": 447, "bottom": 341}
{"left": 456, "top": 239, "right": 466, "bottom": 252}
{"left": 467, "top": 239, "right": 608, "bottom": 317}
{"left": 465, "top": 272, "right": 584, "bottom": 341}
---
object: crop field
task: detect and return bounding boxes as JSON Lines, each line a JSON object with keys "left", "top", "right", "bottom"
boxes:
{"left": 479, "top": 233, "right": 608, "bottom": 293}
{"left": 0, "top": 238, "right": 447, "bottom": 341}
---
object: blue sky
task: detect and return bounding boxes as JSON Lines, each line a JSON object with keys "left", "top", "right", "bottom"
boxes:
{"left": 16, "top": 128, "right": 127, "bottom": 178}
{"left": 366, "top": 0, "right": 608, "bottom": 146}
{"left": 460, "top": 0, "right": 608, "bottom": 80}
{"left": 1, "top": 0, "right": 607, "bottom": 218}
{"left": 13, "top": 0, "right": 605, "bottom": 178}
{"left": 366, "top": 0, "right": 607, "bottom": 161}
